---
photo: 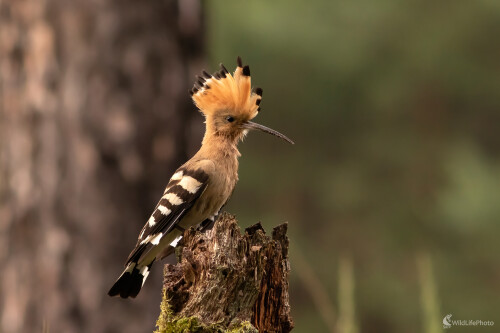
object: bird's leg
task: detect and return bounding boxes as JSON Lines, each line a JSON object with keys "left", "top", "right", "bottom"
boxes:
{"left": 197, "top": 212, "right": 219, "bottom": 232}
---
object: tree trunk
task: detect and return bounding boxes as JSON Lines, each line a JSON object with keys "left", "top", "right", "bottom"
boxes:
{"left": 0, "top": 1, "right": 204, "bottom": 332}
{"left": 155, "top": 213, "right": 294, "bottom": 333}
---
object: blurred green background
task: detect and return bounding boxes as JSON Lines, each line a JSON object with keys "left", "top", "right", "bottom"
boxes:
{"left": 206, "top": 1, "right": 500, "bottom": 332}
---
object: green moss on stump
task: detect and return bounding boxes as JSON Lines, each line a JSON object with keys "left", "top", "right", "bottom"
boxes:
{"left": 155, "top": 290, "right": 257, "bottom": 333}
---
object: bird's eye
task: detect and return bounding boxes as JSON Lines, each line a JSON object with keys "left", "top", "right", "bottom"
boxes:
{"left": 226, "top": 116, "right": 235, "bottom": 123}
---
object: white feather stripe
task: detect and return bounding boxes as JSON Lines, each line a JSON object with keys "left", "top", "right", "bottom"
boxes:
{"left": 140, "top": 232, "right": 163, "bottom": 245}
{"left": 171, "top": 170, "right": 184, "bottom": 180}
{"left": 150, "top": 233, "right": 163, "bottom": 245}
{"left": 178, "top": 176, "right": 203, "bottom": 193}
{"left": 163, "top": 193, "right": 183, "bottom": 205}
{"left": 139, "top": 266, "right": 149, "bottom": 276}
{"left": 158, "top": 205, "right": 171, "bottom": 216}
{"left": 148, "top": 216, "right": 156, "bottom": 227}
{"left": 140, "top": 266, "right": 150, "bottom": 287}
{"left": 170, "top": 235, "right": 183, "bottom": 247}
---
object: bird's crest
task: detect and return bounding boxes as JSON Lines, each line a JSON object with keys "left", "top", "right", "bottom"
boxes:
{"left": 190, "top": 57, "right": 262, "bottom": 121}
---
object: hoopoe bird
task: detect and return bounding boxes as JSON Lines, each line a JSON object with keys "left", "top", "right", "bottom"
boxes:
{"left": 108, "top": 57, "right": 293, "bottom": 299}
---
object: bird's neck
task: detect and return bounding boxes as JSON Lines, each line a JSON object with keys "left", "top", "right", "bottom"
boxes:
{"left": 196, "top": 134, "right": 240, "bottom": 184}
{"left": 199, "top": 133, "right": 241, "bottom": 161}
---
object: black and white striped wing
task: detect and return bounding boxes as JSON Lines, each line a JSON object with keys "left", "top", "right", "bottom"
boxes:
{"left": 125, "top": 167, "right": 209, "bottom": 265}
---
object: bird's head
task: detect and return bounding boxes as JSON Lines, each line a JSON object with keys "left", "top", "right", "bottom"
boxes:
{"left": 191, "top": 57, "right": 294, "bottom": 145}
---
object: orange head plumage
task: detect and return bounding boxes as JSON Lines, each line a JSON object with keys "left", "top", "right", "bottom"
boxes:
{"left": 190, "top": 57, "right": 294, "bottom": 145}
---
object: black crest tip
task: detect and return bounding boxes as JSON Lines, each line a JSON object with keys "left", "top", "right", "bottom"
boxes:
{"left": 202, "top": 70, "right": 211, "bottom": 79}
{"left": 189, "top": 89, "right": 194, "bottom": 96}
{"left": 254, "top": 87, "right": 263, "bottom": 96}
{"left": 220, "top": 63, "right": 229, "bottom": 74}
{"left": 196, "top": 75, "right": 206, "bottom": 83}
{"left": 256, "top": 99, "right": 261, "bottom": 105}
{"left": 214, "top": 72, "right": 221, "bottom": 79}
{"left": 237, "top": 56, "right": 243, "bottom": 68}
{"left": 242, "top": 65, "right": 250, "bottom": 76}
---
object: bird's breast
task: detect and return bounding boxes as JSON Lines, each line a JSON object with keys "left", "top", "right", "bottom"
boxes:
{"left": 200, "top": 158, "right": 238, "bottom": 216}
{"left": 179, "top": 156, "right": 238, "bottom": 229}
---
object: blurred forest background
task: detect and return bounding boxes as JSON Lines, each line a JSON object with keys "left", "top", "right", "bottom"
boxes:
{"left": 1, "top": 0, "right": 499, "bottom": 332}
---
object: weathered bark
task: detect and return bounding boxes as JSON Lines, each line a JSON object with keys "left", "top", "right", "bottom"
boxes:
{"left": 0, "top": 1, "right": 204, "bottom": 332}
{"left": 155, "top": 213, "right": 294, "bottom": 333}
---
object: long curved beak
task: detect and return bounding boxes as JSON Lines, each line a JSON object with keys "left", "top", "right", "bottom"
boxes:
{"left": 242, "top": 121, "right": 294, "bottom": 144}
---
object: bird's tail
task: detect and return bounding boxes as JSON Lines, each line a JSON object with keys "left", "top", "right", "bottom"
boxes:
{"left": 108, "top": 262, "right": 152, "bottom": 298}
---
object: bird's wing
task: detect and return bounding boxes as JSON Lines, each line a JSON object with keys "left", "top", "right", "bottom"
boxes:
{"left": 125, "top": 166, "right": 209, "bottom": 265}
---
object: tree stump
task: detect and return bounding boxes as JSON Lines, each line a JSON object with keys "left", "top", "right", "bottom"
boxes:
{"left": 155, "top": 212, "right": 294, "bottom": 333}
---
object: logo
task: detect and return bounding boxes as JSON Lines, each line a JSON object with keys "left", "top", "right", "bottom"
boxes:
{"left": 443, "top": 314, "right": 452, "bottom": 329}
{"left": 442, "top": 313, "right": 494, "bottom": 329}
